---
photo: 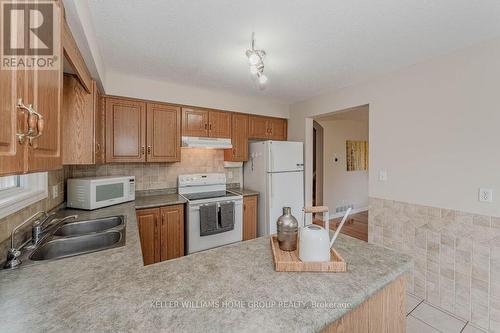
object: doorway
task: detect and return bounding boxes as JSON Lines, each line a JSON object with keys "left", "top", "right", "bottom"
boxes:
{"left": 310, "top": 105, "right": 369, "bottom": 242}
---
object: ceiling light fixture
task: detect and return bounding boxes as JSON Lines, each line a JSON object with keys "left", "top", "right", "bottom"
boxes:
{"left": 245, "top": 32, "right": 267, "bottom": 87}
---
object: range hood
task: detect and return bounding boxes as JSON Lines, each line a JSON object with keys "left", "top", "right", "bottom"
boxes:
{"left": 181, "top": 136, "right": 232, "bottom": 149}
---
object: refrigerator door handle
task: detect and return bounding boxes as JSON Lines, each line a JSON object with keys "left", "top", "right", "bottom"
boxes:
{"left": 269, "top": 174, "right": 273, "bottom": 201}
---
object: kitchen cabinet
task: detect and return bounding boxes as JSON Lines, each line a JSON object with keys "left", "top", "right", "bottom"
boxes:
{"left": 160, "top": 205, "right": 184, "bottom": 260}
{"left": 182, "top": 108, "right": 232, "bottom": 138}
{"left": 137, "top": 204, "right": 184, "bottom": 265}
{"left": 224, "top": 113, "right": 248, "bottom": 161}
{"left": 243, "top": 195, "right": 258, "bottom": 241}
{"left": 208, "top": 110, "right": 231, "bottom": 138}
{"left": 105, "top": 97, "right": 181, "bottom": 163}
{"left": 105, "top": 97, "right": 146, "bottom": 163}
{"left": 62, "top": 75, "right": 104, "bottom": 165}
{"left": 0, "top": 0, "right": 63, "bottom": 176}
{"left": 146, "top": 103, "right": 181, "bottom": 162}
{"left": 248, "top": 115, "right": 287, "bottom": 140}
{"left": 182, "top": 107, "right": 209, "bottom": 137}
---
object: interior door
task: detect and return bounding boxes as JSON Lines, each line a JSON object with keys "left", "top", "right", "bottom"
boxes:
{"left": 147, "top": 103, "right": 181, "bottom": 162}
{"left": 160, "top": 205, "right": 184, "bottom": 260}
{"left": 0, "top": 65, "right": 26, "bottom": 175}
{"left": 105, "top": 97, "right": 146, "bottom": 162}
{"left": 267, "top": 172, "right": 304, "bottom": 235}
{"left": 27, "top": 1, "right": 63, "bottom": 172}
{"left": 209, "top": 110, "right": 231, "bottom": 138}
{"left": 182, "top": 108, "right": 209, "bottom": 137}
{"left": 137, "top": 208, "right": 160, "bottom": 265}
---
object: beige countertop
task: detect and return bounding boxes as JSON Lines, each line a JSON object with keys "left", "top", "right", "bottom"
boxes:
{"left": 0, "top": 202, "right": 411, "bottom": 333}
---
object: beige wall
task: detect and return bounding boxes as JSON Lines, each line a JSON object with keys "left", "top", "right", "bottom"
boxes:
{"left": 66, "top": 149, "right": 242, "bottom": 191}
{"left": 289, "top": 37, "right": 500, "bottom": 217}
{"left": 317, "top": 118, "right": 368, "bottom": 215}
{"left": 105, "top": 71, "right": 290, "bottom": 118}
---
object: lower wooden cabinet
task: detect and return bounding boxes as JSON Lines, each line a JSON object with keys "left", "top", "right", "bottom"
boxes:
{"left": 136, "top": 204, "right": 184, "bottom": 265}
{"left": 243, "top": 195, "right": 258, "bottom": 241}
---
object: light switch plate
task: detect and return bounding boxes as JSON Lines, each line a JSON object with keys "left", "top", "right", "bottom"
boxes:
{"left": 379, "top": 170, "right": 388, "bottom": 181}
{"left": 52, "top": 185, "right": 58, "bottom": 199}
{"left": 479, "top": 188, "right": 493, "bottom": 202}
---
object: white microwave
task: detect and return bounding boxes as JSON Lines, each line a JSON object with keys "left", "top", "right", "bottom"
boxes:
{"left": 67, "top": 176, "right": 135, "bottom": 210}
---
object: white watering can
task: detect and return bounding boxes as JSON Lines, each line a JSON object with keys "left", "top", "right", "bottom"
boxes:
{"left": 299, "top": 206, "right": 352, "bottom": 262}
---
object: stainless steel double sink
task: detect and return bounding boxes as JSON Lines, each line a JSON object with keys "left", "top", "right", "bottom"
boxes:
{"left": 16, "top": 215, "right": 126, "bottom": 268}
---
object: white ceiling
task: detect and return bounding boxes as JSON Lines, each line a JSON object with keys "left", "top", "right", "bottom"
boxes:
{"left": 87, "top": 0, "right": 500, "bottom": 104}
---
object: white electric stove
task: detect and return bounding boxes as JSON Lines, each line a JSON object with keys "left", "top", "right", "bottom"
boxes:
{"left": 178, "top": 173, "right": 243, "bottom": 254}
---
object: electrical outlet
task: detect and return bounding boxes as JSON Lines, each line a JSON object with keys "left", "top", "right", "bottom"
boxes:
{"left": 228, "top": 171, "right": 233, "bottom": 179}
{"left": 52, "top": 185, "right": 59, "bottom": 199}
{"left": 379, "top": 170, "right": 388, "bottom": 181}
{"left": 479, "top": 188, "right": 493, "bottom": 203}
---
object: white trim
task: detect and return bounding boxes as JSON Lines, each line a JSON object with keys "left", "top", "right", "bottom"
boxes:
{"left": 0, "top": 172, "right": 48, "bottom": 219}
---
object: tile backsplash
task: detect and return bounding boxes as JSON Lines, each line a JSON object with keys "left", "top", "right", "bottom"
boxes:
{"left": 65, "top": 149, "right": 242, "bottom": 190}
{"left": 369, "top": 197, "right": 500, "bottom": 332}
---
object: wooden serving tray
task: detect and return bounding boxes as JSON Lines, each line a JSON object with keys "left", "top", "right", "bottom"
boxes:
{"left": 270, "top": 236, "right": 347, "bottom": 272}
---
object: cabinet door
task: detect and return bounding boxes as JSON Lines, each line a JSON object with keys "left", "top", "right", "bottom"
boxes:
{"left": 62, "top": 75, "right": 95, "bottom": 164}
{"left": 27, "top": 1, "right": 63, "bottom": 172}
{"left": 0, "top": 66, "right": 26, "bottom": 176}
{"left": 105, "top": 97, "right": 146, "bottom": 162}
{"left": 248, "top": 115, "right": 270, "bottom": 139}
{"left": 146, "top": 103, "right": 181, "bottom": 162}
{"left": 209, "top": 110, "right": 231, "bottom": 138}
{"left": 94, "top": 88, "right": 105, "bottom": 164}
{"left": 182, "top": 108, "right": 209, "bottom": 137}
{"left": 224, "top": 113, "right": 248, "bottom": 162}
{"left": 268, "top": 118, "right": 287, "bottom": 141}
{"left": 160, "top": 205, "right": 184, "bottom": 260}
{"left": 243, "top": 195, "right": 258, "bottom": 241}
{"left": 137, "top": 208, "right": 161, "bottom": 266}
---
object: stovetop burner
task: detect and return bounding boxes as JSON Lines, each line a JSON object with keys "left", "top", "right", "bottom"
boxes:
{"left": 182, "top": 191, "right": 239, "bottom": 201}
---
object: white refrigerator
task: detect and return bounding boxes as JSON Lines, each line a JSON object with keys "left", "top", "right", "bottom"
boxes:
{"left": 243, "top": 141, "right": 304, "bottom": 236}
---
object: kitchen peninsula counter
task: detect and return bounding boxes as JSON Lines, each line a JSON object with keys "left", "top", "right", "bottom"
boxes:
{"left": 0, "top": 202, "right": 411, "bottom": 332}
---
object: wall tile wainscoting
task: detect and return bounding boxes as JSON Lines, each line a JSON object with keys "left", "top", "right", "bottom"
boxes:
{"left": 369, "top": 197, "right": 500, "bottom": 332}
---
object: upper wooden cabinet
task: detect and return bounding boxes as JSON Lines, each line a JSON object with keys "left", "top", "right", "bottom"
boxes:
{"left": 224, "top": 113, "right": 248, "bottom": 162}
{"left": 62, "top": 75, "right": 104, "bottom": 165}
{"left": 0, "top": 1, "right": 63, "bottom": 176}
{"left": 182, "top": 108, "right": 209, "bottom": 137}
{"left": 182, "top": 108, "right": 232, "bottom": 138}
{"left": 106, "top": 97, "right": 147, "bottom": 163}
{"left": 146, "top": 103, "right": 181, "bottom": 162}
{"left": 0, "top": 67, "right": 25, "bottom": 176}
{"left": 105, "top": 97, "right": 181, "bottom": 163}
{"left": 209, "top": 110, "right": 231, "bottom": 138}
{"left": 137, "top": 204, "right": 184, "bottom": 266}
{"left": 248, "top": 115, "right": 287, "bottom": 141}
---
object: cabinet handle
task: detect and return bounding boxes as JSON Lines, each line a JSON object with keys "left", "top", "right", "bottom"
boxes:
{"left": 16, "top": 99, "right": 43, "bottom": 145}
{"left": 233, "top": 148, "right": 236, "bottom": 156}
{"left": 96, "top": 143, "right": 101, "bottom": 154}
{"left": 209, "top": 123, "right": 212, "bottom": 130}
{"left": 204, "top": 123, "right": 208, "bottom": 130}
{"left": 141, "top": 146, "right": 145, "bottom": 155}
{"left": 147, "top": 146, "right": 152, "bottom": 154}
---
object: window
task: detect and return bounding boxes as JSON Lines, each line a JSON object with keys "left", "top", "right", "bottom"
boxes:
{"left": 0, "top": 172, "right": 48, "bottom": 219}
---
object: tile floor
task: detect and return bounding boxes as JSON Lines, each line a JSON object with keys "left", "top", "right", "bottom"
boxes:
{"left": 406, "top": 293, "right": 488, "bottom": 333}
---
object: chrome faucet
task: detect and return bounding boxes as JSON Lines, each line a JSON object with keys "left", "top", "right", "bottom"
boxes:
{"left": 31, "top": 214, "right": 78, "bottom": 246}
{"left": 4, "top": 211, "right": 48, "bottom": 269}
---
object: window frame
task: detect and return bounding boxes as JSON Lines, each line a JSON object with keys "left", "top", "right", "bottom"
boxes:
{"left": 0, "top": 172, "right": 48, "bottom": 219}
